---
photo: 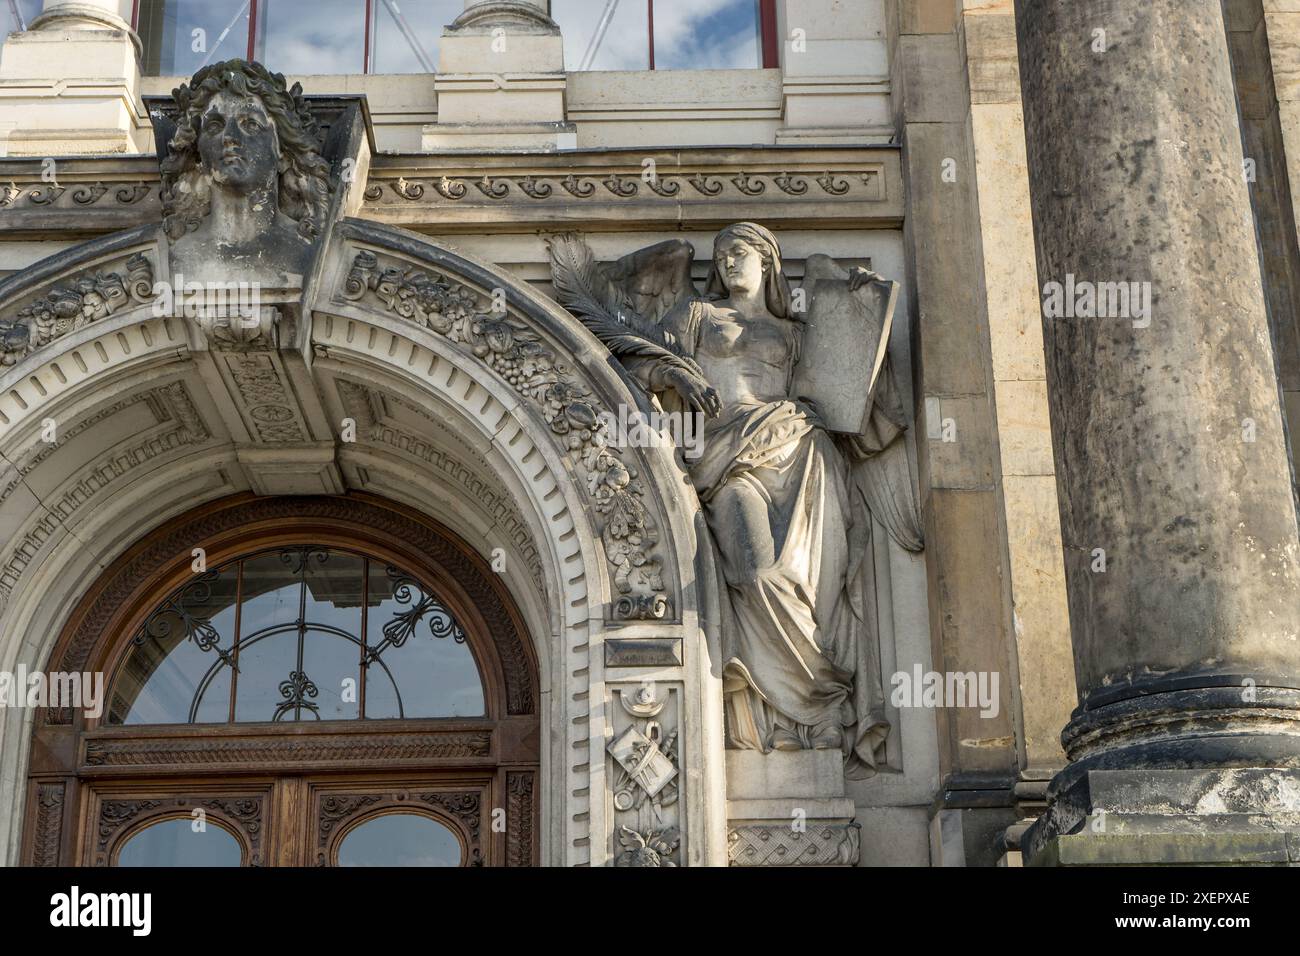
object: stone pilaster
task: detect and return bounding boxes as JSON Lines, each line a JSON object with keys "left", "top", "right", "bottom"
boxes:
{"left": 1237, "top": 1, "right": 1300, "bottom": 447}
{"left": 959, "top": 0, "right": 1075, "bottom": 866}
{"left": 890, "top": 0, "right": 1023, "bottom": 866}
{"left": 1016, "top": 0, "right": 1300, "bottom": 864}
{"left": 0, "top": 0, "right": 149, "bottom": 156}
{"left": 423, "top": 0, "right": 574, "bottom": 152}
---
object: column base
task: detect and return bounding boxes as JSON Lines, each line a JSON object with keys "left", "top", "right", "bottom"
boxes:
{"left": 1024, "top": 768, "right": 1300, "bottom": 866}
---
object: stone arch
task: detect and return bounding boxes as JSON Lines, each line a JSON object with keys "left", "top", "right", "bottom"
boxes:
{"left": 0, "top": 217, "right": 726, "bottom": 867}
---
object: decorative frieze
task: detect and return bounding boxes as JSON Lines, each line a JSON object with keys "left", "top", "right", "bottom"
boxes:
{"left": 727, "top": 822, "right": 861, "bottom": 867}
{"left": 0, "top": 181, "right": 155, "bottom": 210}
{"left": 363, "top": 167, "right": 883, "bottom": 204}
{"left": 81, "top": 729, "right": 492, "bottom": 771}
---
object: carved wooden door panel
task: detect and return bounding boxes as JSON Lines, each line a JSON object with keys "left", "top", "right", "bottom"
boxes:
{"left": 80, "top": 771, "right": 538, "bottom": 866}
{"left": 305, "top": 776, "right": 491, "bottom": 867}
{"left": 84, "top": 780, "right": 275, "bottom": 867}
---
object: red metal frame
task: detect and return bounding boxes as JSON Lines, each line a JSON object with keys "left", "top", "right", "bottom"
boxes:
{"left": 363, "top": 0, "right": 373, "bottom": 74}
{"left": 759, "top": 0, "right": 778, "bottom": 68}
{"left": 246, "top": 0, "right": 258, "bottom": 61}
{"left": 129, "top": 0, "right": 780, "bottom": 75}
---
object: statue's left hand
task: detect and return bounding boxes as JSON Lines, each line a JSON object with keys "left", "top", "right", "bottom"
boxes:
{"left": 847, "top": 265, "right": 886, "bottom": 292}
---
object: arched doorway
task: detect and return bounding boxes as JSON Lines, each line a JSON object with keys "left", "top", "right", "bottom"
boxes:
{"left": 20, "top": 494, "right": 540, "bottom": 866}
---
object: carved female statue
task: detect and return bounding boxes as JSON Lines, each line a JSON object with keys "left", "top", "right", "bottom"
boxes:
{"left": 551, "top": 223, "right": 922, "bottom": 777}
{"left": 159, "top": 59, "right": 332, "bottom": 284}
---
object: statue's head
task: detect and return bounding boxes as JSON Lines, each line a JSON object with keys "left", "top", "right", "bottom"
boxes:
{"left": 705, "top": 222, "right": 794, "bottom": 319}
{"left": 159, "top": 59, "right": 331, "bottom": 242}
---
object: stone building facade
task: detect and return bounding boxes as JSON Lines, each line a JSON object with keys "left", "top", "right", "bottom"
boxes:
{"left": 0, "top": 0, "right": 1296, "bottom": 868}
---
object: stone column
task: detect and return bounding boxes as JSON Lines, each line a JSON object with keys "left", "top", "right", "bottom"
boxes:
{"left": 423, "top": 0, "right": 574, "bottom": 152}
{"left": 1016, "top": 0, "right": 1300, "bottom": 865}
{"left": 30, "top": 0, "right": 132, "bottom": 31}
{"left": 0, "top": 0, "right": 147, "bottom": 155}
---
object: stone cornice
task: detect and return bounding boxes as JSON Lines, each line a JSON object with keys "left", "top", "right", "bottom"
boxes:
{"left": 0, "top": 144, "right": 900, "bottom": 240}
{"left": 364, "top": 144, "right": 901, "bottom": 233}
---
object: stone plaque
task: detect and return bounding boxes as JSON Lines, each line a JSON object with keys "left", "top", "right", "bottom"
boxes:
{"left": 789, "top": 253, "right": 897, "bottom": 436}
{"left": 604, "top": 637, "right": 683, "bottom": 667}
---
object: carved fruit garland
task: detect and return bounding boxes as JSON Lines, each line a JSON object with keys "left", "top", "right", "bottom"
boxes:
{"left": 0, "top": 253, "right": 155, "bottom": 365}
{"left": 341, "top": 250, "right": 667, "bottom": 617}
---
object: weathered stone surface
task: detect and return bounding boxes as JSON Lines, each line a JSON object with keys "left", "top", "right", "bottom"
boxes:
{"left": 1017, "top": 0, "right": 1300, "bottom": 859}
{"left": 1027, "top": 768, "right": 1300, "bottom": 865}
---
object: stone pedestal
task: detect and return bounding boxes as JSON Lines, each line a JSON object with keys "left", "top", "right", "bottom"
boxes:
{"left": 424, "top": 1, "right": 575, "bottom": 153}
{"left": 726, "top": 751, "right": 860, "bottom": 866}
{"left": 1015, "top": 0, "right": 1300, "bottom": 864}
{"left": 0, "top": 0, "right": 149, "bottom": 155}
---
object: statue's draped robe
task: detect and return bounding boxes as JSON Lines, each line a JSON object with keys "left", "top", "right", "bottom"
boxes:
{"left": 630, "top": 296, "right": 914, "bottom": 778}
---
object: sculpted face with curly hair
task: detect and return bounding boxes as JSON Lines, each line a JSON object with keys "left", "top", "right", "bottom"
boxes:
{"left": 160, "top": 60, "right": 331, "bottom": 283}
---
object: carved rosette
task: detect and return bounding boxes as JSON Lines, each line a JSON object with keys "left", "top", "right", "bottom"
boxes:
{"left": 340, "top": 249, "right": 669, "bottom": 619}
{"left": 0, "top": 253, "right": 154, "bottom": 365}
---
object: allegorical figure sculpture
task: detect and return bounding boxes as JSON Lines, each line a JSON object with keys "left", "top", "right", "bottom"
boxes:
{"left": 551, "top": 223, "right": 922, "bottom": 778}
{"left": 160, "top": 59, "right": 331, "bottom": 285}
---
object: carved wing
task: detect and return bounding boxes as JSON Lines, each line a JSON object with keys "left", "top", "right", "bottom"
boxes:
{"left": 840, "top": 355, "right": 924, "bottom": 553}
{"left": 547, "top": 234, "right": 703, "bottom": 378}
{"left": 598, "top": 237, "right": 697, "bottom": 324}
{"left": 794, "top": 254, "right": 921, "bottom": 553}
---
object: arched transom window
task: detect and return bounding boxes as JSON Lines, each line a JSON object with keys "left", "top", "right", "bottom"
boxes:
{"left": 109, "top": 546, "right": 486, "bottom": 725}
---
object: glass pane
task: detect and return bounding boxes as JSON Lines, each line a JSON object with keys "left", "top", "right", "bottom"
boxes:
{"left": 652, "top": 0, "right": 762, "bottom": 70}
{"left": 301, "top": 630, "right": 361, "bottom": 720}
{"left": 337, "top": 812, "right": 461, "bottom": 866}
{"left": 116, "top": 817, "right": 242, "bottom": 867}
{"left": 109, "top": 566, "right": 240, "bottom": 725}
{"left": 363, "top": 565, "right": 485, "bottom": 719}
{"left": 238, "top": 549, "right": 303, "bottom": 635}
{"left": 255, "top": 0, "right": 365, "bottom": 75}
{"left": 301, "top": 548, "right": 365, "bottom": 634}
{"left": 554, "top": 0, "right": 649, "bottom": 71}
{"left": 2, "top": 0, "right": 41, "bottom": 36}
{"left": 110, "top": 546, "right": 483, "bottom": 724}
{"left": 371, "top": 0, "right": 462, "bottom": 74}
{"left": 137, "top": 0, "right": 253, "bottom": 77}
{"left": 232, "top": 628, "right": 299, "bottom": 721}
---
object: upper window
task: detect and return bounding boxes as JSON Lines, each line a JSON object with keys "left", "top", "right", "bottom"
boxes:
{"left": 107, "top": 545, "right": 486, "bottom": 725}
{"left": 553, "top": 0, "right": 773, "bottom": 71}
{"left": 132, "top": 0, "right": 777, "bottom": 75}
{"left": 134, "top": 0, "right": 463, "bottom": 76}
{"left": 2, "top": 0, "right": 40, "bottom": 35}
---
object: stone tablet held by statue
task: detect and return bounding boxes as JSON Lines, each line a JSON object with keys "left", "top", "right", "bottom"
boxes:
{"left": 790, "top": 253, "right": 898, "bottom": 436}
